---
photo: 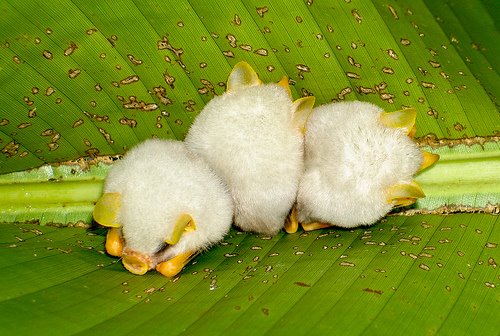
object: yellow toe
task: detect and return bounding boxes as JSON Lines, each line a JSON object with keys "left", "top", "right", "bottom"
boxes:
{"left": 284, "top": 205, "right": 299, "bottom": 234}
{"left": 105, "top": 227, "right": 124, "bottom": 257}
{"left": 156, "top": 251, "right": 196, "bottom": 277}
{"left": 301, "top": 222, "right": 332, "bottom": 231}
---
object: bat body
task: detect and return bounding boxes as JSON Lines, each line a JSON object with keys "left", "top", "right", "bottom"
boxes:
{"left": 297, "top": 101, "right": 438, "bottom": 230}
{"left": 185, "top": 62, "right": 314, "bottom": 235}
{"left": 93, "top": 139, "right": 233, "bottom": 277}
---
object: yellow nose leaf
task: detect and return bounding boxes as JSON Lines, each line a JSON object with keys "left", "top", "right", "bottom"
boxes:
{"left": 122, "top": 255, "right": 149, "bottom": 275}
{"left": 226, "top": 61, "right": 262, "bottom": 92}
{"left": 93, "top": 192, "right": 122, "bottom": 228}
{"left": 166, "top": 213, "right": 196, "bottom": 245}
{"left": 380, "top": 108, "right": 417, "bottom": 135}
{"left": 386, "top": 181, "right": 425, "bottom": 207}
{"left": 105, "top": 227, "right": 124, "bottom": 257}
{"left": 419, "top": 151, "right": 440, "bottom": 172}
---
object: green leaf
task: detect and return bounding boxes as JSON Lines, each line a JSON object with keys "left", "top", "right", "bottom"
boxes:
{"left": 0, "top": 214, "right": 498, "bottom": 335}
{"left": 1, "top": 0, "right": 499, "bottom": 174}
{"left": 0, "top": 0, "right": 499, "bottom": 223}
{"left": 0, "top": 1, "right": 499, "bottom": 335}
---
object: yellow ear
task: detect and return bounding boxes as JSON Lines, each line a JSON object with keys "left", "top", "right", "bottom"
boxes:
{"left": 226, "top": 61, "right": 262, "bottom": 92}
{"left": 166, "top": 213, "right": 196, "bottom": 245}
{"left": 277, "top": 76, "right": 292, "bottom": 97}
{"left": 93, "top": 192, "right": 122, "bottom": 228}
{"left": 418, "top": 151, "right": 440, "bottom": 172}
{"left": 386, "top": 181, "right": 425, "bottom": 207}
{"left": 292, "top": 96, "right": 315, "bottom": 134}
{"left": 380, "top": 108, "right": 417, "bottom": 135}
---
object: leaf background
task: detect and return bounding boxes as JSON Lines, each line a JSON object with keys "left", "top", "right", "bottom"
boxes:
{"left": 0, "top": 0, "right": 498, "bottom": 335}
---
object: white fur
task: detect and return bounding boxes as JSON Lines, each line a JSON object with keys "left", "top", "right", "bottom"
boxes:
{"left": 297, "top": 101, "right": 422, "bottom": 228}
{"left": 104, "top": 139, "right": 233, "bottom": 262}
{"left": 185, "top": 84, "right": 304, "bottom": 235}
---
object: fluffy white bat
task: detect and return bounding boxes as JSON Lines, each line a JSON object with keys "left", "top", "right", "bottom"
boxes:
{"left": 185, "top": 62, "right": 314, "bottom": 235}
{"left": 296, "top": 101, "right": 439, "bottom": 231}
{"left": 93, "top": 139, "right": 233, "bottom": 277}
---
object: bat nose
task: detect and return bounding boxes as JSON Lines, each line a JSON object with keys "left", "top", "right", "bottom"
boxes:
{"left": 122, "top": 251, "right": 151, "bottom": 275}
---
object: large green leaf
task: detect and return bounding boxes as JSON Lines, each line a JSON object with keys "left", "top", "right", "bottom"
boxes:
{"left": 0, "top": 0, "right": 498, "bottom": 173}
{"left": 0, "top": 0, "right": 499, "bottom": 224}
{"left": 0, "top": 1, "right": 499, "bottom": 335}
{"left": 0, "top": 214, "right": 498, "bottom": 335}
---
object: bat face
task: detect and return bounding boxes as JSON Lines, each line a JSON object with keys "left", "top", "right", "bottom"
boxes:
{"left": 93, "top": 139, "right": 233, "bottom": 277}
{"left": 297, "top": 101, "right": 439, "bottom": 230}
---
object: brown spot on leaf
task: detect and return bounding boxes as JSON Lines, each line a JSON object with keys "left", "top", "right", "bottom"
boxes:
{"left": 294, "top": 282, "right": 311, "bottom": 287}
{"left": 1, "top": 141, "right": 19, "bottom": 158}
{"left": 363, "top": 288, "right": 383, "bottom": 295}
{"left": 68, "top": 69, "right": 81, "bottom": 79}
{"left": 127, "top": 54, "right": 143, "bottom": 65}
{"left": 43, "top": 50, "right": 53, "bottom": 60}
{"left": 421, "top": 81, "right": 436, "bottom": 89}
{"left": 348, "top": 56, "right": 361, "bottom": 68}
{"left": 256, "top": 6, "right": 268, "bottom": 17}
{"left": 153, "top": 86, "right": 173, "bottom": 105}
{"left": 72, "top": 119, "right": 84, "bottom": 128}
{"left": 99, "top": 128, "right": 114, "bottom": 144}
{"left": 346, "top": 72, "right": 360, "bottom": 79}
{"left": 233, "top": 14, "right": 241, "bottom": 26}
{"left": 429, "top": 60, "right": 441, "bottom": 68}
{"left": 357, "top": 86, "right": 375, "bottom": 95}
{"left": 64, "top": 42, "right": 78, "bottom": 56}
{"left": 120, "top": 75, "right": 139, "bottom": 85}
{"left": 387, "top": 5, "right": 399, "bottom": 19}
{"left": 119, "top": 117, "right": 137, "bottom": 128}
{"left": 351, "top": 9, "right": 363, "bottom": 23}
{"left": 226, "top": 34, "right": 237, "bottom": 48}
{"left": 239, "top": 44, "right": 252, "bottom": 52}
{"left": 122, "top": 96, "right": 158, "bottom": 111}
{"left": 17, "top": 123, "right": 32, "bottom": 129}
{"left": 163, "top": 72, "right": 175, "bottom": 88}
{"left": 254, "top": 48, "right": 268, "bottom": 56}
{"left": 386, "top": 49, "right": 399, "bottom": 60}
{"left": 45, "top": 87, "right": 55, "bottom": 96}
{"left": 336, "top": 87, "right": 353, "bottom": 101}
{"left": 400, "top": 38, "right": 411, "bottom": 46}
{"left": 382, "top": 67, "right": 395, "bottom": 74}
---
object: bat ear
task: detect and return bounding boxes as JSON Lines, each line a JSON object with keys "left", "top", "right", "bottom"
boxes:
{"left": 93, "top": 192, "right": 122, "bottom": 228}
{"left": 380, "top": 108, "right": 417, "bottom": 136}
{"left": 418, "top": 151, "right": 440, "bottom": 172}
{"left": 277, "top": 76, "right": 292, "bottom": 97}
{"left": 165, "top": 213, "right": 196, "bottom": 245}
{"left": 226, "top": 61, "right": 262, "bottom": 92}
{"left": 386, "top": 181, "right": 425, "bottom": 207}
{"left": 292, "top": 96, "right": 315, "bottom": 134}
